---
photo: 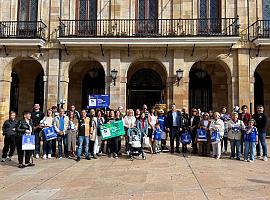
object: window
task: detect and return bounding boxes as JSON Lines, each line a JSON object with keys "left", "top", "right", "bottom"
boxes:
{"left": 136, "top": 0, "right": 158, "bottom": 35}
{"left": 199, "top": 0, "right": 221, "bottom": 34}
{"left": 263, "top": 0, "right": 270, "bottom": 20}
{"left": 17, "top": 0, "right": 38, "bottom": 37}
{"left": 76, "top": 0, "right": 97, "bottom": 36}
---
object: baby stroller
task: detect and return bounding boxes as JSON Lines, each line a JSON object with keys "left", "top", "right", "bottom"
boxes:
{"left": 127, "top": 127, "right": 146, "bottom": 160}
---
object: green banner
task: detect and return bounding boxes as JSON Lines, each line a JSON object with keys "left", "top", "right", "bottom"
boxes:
{"left": 100, "top": 120, "right": 125, "bottom": 140}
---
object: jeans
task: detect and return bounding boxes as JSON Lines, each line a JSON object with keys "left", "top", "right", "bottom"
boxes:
{"left": 169, "top": 127, "right": 180, "bottom": 153}
{"left": 2, "top": 135, "right": 16, "bottom": 158}
{"left": 244, "top": 141, "right": 256, "bottom": 161}
{"left": 77, "top": 136, "right": 89, "bottom": 159}
{"left": 42, "top": 134, "right": 52, "bottom": 155}
{"left": 256, "top": 132, "right": 268, "bottom": 157}
{"left": 57, "top": 134, "right": 68, "bottom": 158}
{"left": 34, "top": 131, "right": 41, "bottom": 155}
{"left": 230, "top": 139, "right": 241, "bottom": 159}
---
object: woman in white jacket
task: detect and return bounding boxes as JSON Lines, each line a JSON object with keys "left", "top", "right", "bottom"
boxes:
{"left": 209, "top": 112, "right": 224, "bottom": 159}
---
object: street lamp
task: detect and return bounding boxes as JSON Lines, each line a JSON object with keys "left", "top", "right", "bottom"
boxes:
{"left": 111, "top": 69, "right": 118, "bottom": 86}
{"left": 176, "top": 69, "right": 184, "bottom": 86}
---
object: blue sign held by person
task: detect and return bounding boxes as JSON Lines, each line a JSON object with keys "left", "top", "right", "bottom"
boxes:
{"left": 88, "top": 95, "right": 110, "bottom": 108}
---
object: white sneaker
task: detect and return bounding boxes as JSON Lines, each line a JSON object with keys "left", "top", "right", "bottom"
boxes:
{"left": 216, "top": 156, "right": 220, "bottom": 159}
{"left": 244, "top": 160, "right": 247, "bottom": 162}
{"left": 48, "top": 154, "right": 51, "bottom": 159}
{"left": 249, "top": 160, "right": 254, "bottom": 163}
{"left": 35, "top": 154, "right": 39, "bottom": 159}
{"left": 42, "top": 155, "right": 47, "bottom": 159}
{"left": 263, "top": 156, "right": 268, "bottom": 162}
{"left": 6, "top": 156, "right": 11, "bottom": 161}
{"left": 58, "top": 157, "right": 62, "bottom": 160}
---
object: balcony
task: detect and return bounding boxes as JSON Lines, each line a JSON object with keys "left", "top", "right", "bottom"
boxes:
{"left": 247, "top": 20, "right": 270, "bottom": 45}
{"left": 58, "top": 18, "right": 240, "bottom": 47}
{"left": 0, "top": 21, "right": 47, "bottom": 47}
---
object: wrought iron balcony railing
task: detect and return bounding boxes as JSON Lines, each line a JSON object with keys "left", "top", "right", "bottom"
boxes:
{"left": 0, "top": 21, "right": 47, "bottom": 40}
{"left": 247, "top": 20, "right": 270, "bottom": 41}
{"left": 59, "top": 18, "right": 239, "bottom": 38}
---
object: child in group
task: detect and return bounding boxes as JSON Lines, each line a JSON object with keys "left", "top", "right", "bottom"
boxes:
{"left": 153, "top": 123, "right": 162, "bottom": 154}
{"left": 244, "top": 119, "right": 258, "bottom": 162}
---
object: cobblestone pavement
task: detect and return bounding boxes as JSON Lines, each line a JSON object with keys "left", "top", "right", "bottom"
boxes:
{"left": 0, "top": 141, "right": 270, "bottom": 200}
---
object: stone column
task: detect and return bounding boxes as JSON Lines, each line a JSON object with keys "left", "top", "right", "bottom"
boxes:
{"left": 109, "top": 50, "right": 126, "bottom": 109}
{"left": 237, "top": 49, "right": 251, "bottom": 110}
{"left": 45, "top": 49, "right": 60, "bottom": 109}
{"left": 171, "top": 49, "right": 188, "bottom": 110}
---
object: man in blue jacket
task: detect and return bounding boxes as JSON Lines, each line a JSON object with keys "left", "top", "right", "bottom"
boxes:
{"left": 166, "top": 103, "right": 182, "bottom": 153}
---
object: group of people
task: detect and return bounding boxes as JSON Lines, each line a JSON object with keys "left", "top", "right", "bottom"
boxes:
{"left": 1, "top": 102, "right": 268, "bottom": 168}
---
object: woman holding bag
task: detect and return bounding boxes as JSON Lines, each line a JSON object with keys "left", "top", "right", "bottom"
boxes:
{"left": 40, "top": 109, "right": 54, "bottom": 159}
{"left": 198, "top": 112, "right": 211, "bottom": 156}
{"left": 209, "top": 112, "right": 224, "bottom": 159}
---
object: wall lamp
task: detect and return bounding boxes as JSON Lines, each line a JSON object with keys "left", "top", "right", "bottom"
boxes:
{"left": 176, "top": 69, "right": 184, "bottom": 86}
{"left": 111, "top": 69, "right": 118, "bottom": 86}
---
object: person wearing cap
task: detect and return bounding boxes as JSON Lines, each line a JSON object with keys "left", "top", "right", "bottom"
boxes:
{"left": 189, "top": 108, "right": 200, "bottom": 154}
{"left": 209, "top": 112, "right": 224, "bottom": 159}
{"left": 166, "top": 103, "right": 182, "bottom": 153}
{"left": 227, "top": 112, "right": 245, "bottom": 160}
{"left": 253, "top": 105, "right": 268, "bottom": 161}
{"left": 244, "top": 119, "right": 258, "bottom": 162}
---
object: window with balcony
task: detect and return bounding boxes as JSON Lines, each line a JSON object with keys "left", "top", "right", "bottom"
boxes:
{"left": 136, "top": 0, "right": 158, "bottom": 36}
{"left": 17, "top": 0, "right": 38, "bottom": 37}
{"left": 199, "top": 0, "right": 221, "bottom": 34}
{"left": 76, "top": 0, "right": 97, "bottom": 36}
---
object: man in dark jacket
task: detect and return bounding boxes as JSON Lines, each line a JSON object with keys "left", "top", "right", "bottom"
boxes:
{"left": 253, "top": 105, "right": 268, "bottom": 161}
{"left": 181, "top": 107, "right": 189, "bottom": 153}
{"left": 31, "top": 104, "right": 45, "bottom": 158}
{"left": 1, "top": 111, "right": 17, "bottom": 162}
{"left": 166, "top": 103, "right": 182, "bottom": 153}
{"left": 16, "top": 111, "right": 35, "bottom": 168}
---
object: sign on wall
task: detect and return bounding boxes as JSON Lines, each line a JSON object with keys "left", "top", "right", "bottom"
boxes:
{"left": 88, "top": 95, "right": 110, "bottom": 108}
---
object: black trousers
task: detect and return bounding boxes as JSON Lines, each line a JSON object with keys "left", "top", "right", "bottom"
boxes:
{"left": 51, "top": 139, "right": 57, "bottom": 156}
{"left": 89, "top": 140, "right": 95, "bottom": 155}
{"left": 191, "top": 130, "right": 198, "bottom": 153}
{"left": 109, "top": 137, "right": 119, "bottom": 154}
{"left": 169, "top": 127, "right": 180, "bottom": 153}
{"left": 16, "top": 135, "right": 33, "bottom": 165}
{"left": 2, "top": 135, "right": 16, "bottom": 158}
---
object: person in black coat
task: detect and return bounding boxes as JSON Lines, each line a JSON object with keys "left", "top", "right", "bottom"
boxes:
{"left": 1, "top": 111, "right": 17, "bottom": 162}
{"left": 16, "top": 111, "right": 35, "bottom": 168}
{"left": 189, "top": 109, "right": 201, "bottom": 154}
{"left": 166, "top": 103, "right": 182, "bottom": 153}
{"left": 252, "top": 105, "right": 268, "bottom": 161}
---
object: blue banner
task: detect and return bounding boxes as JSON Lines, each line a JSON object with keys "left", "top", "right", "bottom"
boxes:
{"left": 197, "top": 128, "right": 208, "bottom": 141}
{"left": 88, "top": 95, "right": 110, "bottom": 108}
{"left": 211, "top": 131, "right": 221, "bottom": 143}
{"left": 43, "top": 127, "right": 57, "bottom": 141}
{"left": 22, "top": 135, "right": 35, "bottom": 150}
{"left": 181, "top": 132, "right": 191, "bottom": 144}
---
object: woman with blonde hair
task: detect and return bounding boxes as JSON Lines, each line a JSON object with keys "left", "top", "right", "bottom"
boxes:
{"left": 209, "top": 112, "right": 224, "bottom": 159}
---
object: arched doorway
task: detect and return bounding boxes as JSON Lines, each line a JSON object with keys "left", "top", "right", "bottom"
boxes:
{"left": 254, "top": 71, "right": 264, "bottom": 109}
{"left": 127, "top": 61, "right": 166, "bottom": 109}
{"left": 69, "top": 60, "right": 105, "bottom": 110}
{"left": 189, "top": 61, "right": 230, "bottom": 112}
{"left": 189, "top": 68, "right": 212, "bottom": 111}
{"left": 9, "top": 58, "right": 44, "bottom": 115}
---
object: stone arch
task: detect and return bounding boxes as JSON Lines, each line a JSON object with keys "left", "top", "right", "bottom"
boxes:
{"left": 126, "top": 59, "right": 168, "bottom": 109}
{"left": 68, "top": 58, "right": 106, "bottom": 110}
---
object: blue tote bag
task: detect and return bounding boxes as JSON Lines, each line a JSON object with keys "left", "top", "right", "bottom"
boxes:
{"left": 197, "top": 128, "right": 207, "bottom": 141}
{"left": 43, "top": 127, "right": 57, "bottom": 141}
{"left": 22, "top": 135, "right": 35, "bottom": 150}
{"left": 211, "top": 130, "right": 221, "bottom": 143}
{"left": 181, "top": 131, "right": 191, "bottom": 144}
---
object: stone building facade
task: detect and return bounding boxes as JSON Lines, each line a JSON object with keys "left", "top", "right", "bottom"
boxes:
{"left": 1, "top": 0, "right": 270, "bottom": 140}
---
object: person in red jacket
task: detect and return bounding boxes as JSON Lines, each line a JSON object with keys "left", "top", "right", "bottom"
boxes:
{"left": 238, "top": 105, "right": 252, "bottom": 154}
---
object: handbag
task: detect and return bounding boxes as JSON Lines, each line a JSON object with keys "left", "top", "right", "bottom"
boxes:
{"left": 197, "top": 128, "right": 207, "bottom": 141}
{"left": 43, "top": 127, "right": 57, "bottom": 141}
{"left": 181, "top": 131, "right": 191, "bottom": 144}
{"left": 211, "top": 130, "right": 221, "bottom": 143}
{"left": 22, "top": 134, "right": 35, "bottom": 150}
{"left": 143, "top": 136, "right": 150, "bottom": 147}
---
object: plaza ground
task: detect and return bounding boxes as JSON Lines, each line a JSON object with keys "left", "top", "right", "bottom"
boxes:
{"left": 0, "top": 141, "right": 270, "bottom": 200}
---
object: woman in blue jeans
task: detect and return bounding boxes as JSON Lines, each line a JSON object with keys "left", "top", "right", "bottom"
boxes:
{"left": 244, "top": 119, "right": 258, "bottom": 162}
